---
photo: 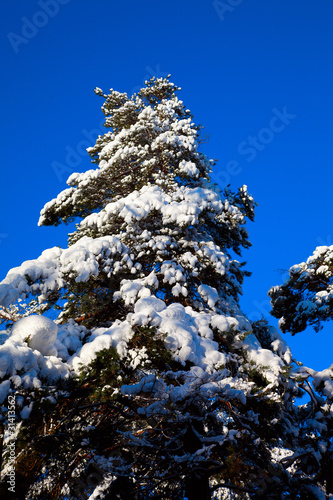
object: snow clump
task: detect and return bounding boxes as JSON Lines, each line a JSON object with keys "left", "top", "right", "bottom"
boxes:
{"left": 11, "top": 315, "right": 58, "bottom": 356}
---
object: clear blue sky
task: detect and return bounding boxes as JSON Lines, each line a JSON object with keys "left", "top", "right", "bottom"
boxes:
{"left": 1, "top": 0, "right": 332, "bottom": 370}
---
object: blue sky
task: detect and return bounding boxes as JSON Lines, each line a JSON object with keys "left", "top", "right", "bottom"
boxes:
{"left": 1, "top": 0, "right": 332, "bottom": 370}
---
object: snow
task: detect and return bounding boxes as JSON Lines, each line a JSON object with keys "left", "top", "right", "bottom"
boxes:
{"left": 20, "top": 403, "right": 33, "bottom": 420}
{"left": 178, "top": 159, "right": 199, "bottom": 177}
{"left": 113, "top": 277, "right": 152, "bottom": 305}
{"left": 121, "top": 374, "right": 158, "bottom": 396}
{"left": 210, "top": 315, "right": 230, "bottom": 332}
{"left": 76, "top": 183, "right": 224, "bottom": 233}
{"left": 0, "top": 272, "right": 285, "bottom": 411}
{"left": 0, "top": 290, "right": 263, "bottom": 408}
{"left": 198, "top": 284, "right": 219, "bottom": 308}
{"left": 0, "top": 236, "right": 132, "bottom": 308}
{"left": 70, "top": 320, "right": 133, "bottom": 371}
{"left": 243, "top": 333, "right": 284, "bottom": 384}
{"left": 11, "top": 315, "right": 58, "bottom": 356}
{"left": 0, "top": 337, "right": 69, "bottom": 403}
{"left": 131, "top": 298, "right": 229, "bottom": 372}
{"left": 302, "top": 364, "right": 333, "bottom": 398}
{"left": 134, "top": 295, "right": 166, "bottom": 314}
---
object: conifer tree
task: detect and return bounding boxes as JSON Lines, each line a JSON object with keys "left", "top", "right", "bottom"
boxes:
{"left": 0, "top": 77, "right": 328, "bottom": 499}
{"left": 269, "top": 246, "right": 333, "bottom": 498}
{"left": 269, "top": 245, "right": 333, "bottom": 334}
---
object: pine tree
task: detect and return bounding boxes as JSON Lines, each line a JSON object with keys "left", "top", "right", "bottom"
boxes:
{"left": 0, "top": 77, "right": 328, "bottom": 499}
{"left": 269, "top": 245, "right": 333, "bottom": 334}
{"left": 269, "top": 246, "right": 333, "bottom": 498}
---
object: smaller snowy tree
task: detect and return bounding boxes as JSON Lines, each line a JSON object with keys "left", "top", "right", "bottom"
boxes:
{"left": 269, "top": 245, "right": 333, "bottom": 498}
{"left": 269, "top": 245, "right": 333, "bottom": 334}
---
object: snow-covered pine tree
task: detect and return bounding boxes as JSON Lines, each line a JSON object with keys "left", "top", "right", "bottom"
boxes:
{"left": 269, "top": 246, "right": 333, "bottom": 497}
{"left": 269, "top": 245, "right": 333, "bottom": 335}
{"left": 0, "top": 77, "right": 323, "bottom": 499}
